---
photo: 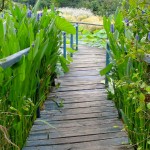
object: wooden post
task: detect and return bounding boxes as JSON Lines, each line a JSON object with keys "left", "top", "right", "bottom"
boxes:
{"left": 63, "top": 32, "right": 67, "bottom": 58}
{"left": 36, "top": 74, "right": 40, "bottom": 118}
{"left": 105, "top": 42, "right": 110, "bottom": 87}
{"left": 70, "top": 34, "right": 73, "bottom": 57}
{"left": 75, "top": 23, "right": 78, "bottom": 50}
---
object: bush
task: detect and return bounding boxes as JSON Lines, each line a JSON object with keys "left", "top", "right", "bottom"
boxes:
{"left": 0, "top": 2, "right": 75, "bottom": 149}
{"left": 101, "top": 0, "right": 150, "bottom": 149}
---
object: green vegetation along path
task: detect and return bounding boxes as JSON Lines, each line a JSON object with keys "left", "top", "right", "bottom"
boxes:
{"left": 23, "top": 45, "right": 132, "bottom": 150}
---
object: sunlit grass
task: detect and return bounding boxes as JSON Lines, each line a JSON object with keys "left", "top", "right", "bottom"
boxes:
{"left": 58, "top": 7, "right": 103, "bottom": 32}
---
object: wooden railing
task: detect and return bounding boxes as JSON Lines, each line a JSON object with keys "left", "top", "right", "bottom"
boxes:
{"left": 62, "top": 22, "right": 103, "bottom": 58}
{"left": 0, "top": 47, "right": 30, "bottom": 69}
{"left": 0, "top": 22, "right": 104, "bottom": 117}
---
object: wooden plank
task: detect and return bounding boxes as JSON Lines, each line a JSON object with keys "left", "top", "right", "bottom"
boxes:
{"left": 27, "top": 132, "right": 126, "bottom": 143}
{"left": 63, "top": 70, "right": 100, "bottom": 76}
{"left": 47, "top": 95, "right": 108, "bottom": 102}
{"left": 31, "top": 119, "right": 121, "bottom": 132}
{"left": 51, "top": 89, "right": 107, "bottom": 97}
{"left": 41, "top": 110, "right": 117, "bottom": 118}
{"left": 69, "top": 64, "right": 104, "bottom": 68}
{"left": 39, "top": 111, "right": 118, "bottom": 121}
{"left": 34, "top": 118, "right": 119, "bottom": 126}
{"left": 55, "top": 84, "right": 105, "bottom": 92}
{"left": 33, "top": 114, "right": 118, "bottom": 126}
{"left": 69, "top": 67, "right": 102, "bottom": 71}
{"left": 26, "top": 133, "right": 127, "bottom": 146}
{"left": 25, "top": 137, "right": 128, "bottom": 148}
{"left": 59, "top": 83, "right": 104, "bottom": 88}
{"left": 48, "top": 93, "right": 107, "bottom": 99}
{"left": 55, "top": 79, "right": 105, "bottom": 86}
{"left": 44, "top": 100, "right": 114, "bottom": 110}
{"left": 29, "top": 125, "right": 124, "bottom": 138}
{"left": 41, "top": 106, "right": 117, "bottom": 116}
{"left": 30, "top": 119, "right": 123, "bottom": 134}
{"left": 23, "top": 145, "right": 133, "bottom": 150}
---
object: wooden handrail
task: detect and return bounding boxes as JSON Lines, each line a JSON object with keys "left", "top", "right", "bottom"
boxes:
{"left": 144, "top": 54, "right": 150, "bottom": 64}
{"left": 0, "top": 47, "right": 30, "bottom": 69}
{"left": 71, "top": 22, "right": 103, "bottom": 26}
{"left": 0, "top": 22, "right": 103, "bottom": 70}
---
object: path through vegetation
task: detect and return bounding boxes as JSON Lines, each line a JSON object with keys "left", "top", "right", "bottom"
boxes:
{"left": 23, "top": 45, "right": 132, "bottom": 150}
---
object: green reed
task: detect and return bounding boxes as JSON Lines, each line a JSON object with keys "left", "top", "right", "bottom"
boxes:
{"left": 0, "top": 2, "right": 75, "bottom": 149}
{"left": 100, "top": 0, "right": 150, "bottom": 149}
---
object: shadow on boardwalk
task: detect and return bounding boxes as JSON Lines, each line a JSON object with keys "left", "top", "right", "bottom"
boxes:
{"left": 23, "top": 45, "right": 133, "bottom": 150}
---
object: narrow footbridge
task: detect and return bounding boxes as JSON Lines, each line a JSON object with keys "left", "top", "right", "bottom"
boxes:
{"left": 23, "top": 45, "right": 132, "bottom": 150}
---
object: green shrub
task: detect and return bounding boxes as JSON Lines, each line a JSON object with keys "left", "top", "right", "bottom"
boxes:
{"left": 100, "top": 0, "right": 150, "bottom": 149}
{"left": 0, "top": 2, "right": 75, "bottom": 149}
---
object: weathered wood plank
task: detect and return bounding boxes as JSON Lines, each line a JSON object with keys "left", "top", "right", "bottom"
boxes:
{"left": 26, "top": 134, "right": 127, "bottom": 147}
{"left": 34, "top": 118, "right": 119, "bottom": 126}
{"left": 23, "top": 145, "right": 133, "bottom": 150}
{"left": 55, "top": 84, "right": 105, "bottom": 92}
{"left": 24, "top": 137, "right": 129, "bottom": 149}
{"left": 40, "top": 106, "right": 117, "bottom": 117}
{"left": 31, "top": 119, "right": 122, "bottom": 132}
{"left": 29, "top": 125, "right": 125, "bottom": 140}
{"left": 44, "top": 100, "right": 114, "bottom": 111}
{"left": 30, "top": 120, "right": 124, "bottom": 134}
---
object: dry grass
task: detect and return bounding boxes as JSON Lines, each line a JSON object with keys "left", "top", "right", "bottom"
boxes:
{"left": 81, "top": 16, "right": 103, "bottom": 31}
{"left": 0, "top": 125, "right": 20, "bottom": 150}
{"left": 58, "top": 7, "right": 103, "bottom": 31}
{"left": 58, "top": 7, "right": 93, "bottom": 18}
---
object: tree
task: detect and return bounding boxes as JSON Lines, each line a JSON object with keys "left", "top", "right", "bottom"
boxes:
{"left": 13, "top": 0, "right": 36, "bottom": 6}
{"left": 56, "top": 0, "right": 80, "bottom": 7}
{"left": 78, "top": 0, "right": 122, "bottom": 16}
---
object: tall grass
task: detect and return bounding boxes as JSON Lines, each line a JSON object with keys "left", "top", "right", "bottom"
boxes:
{"left": 100, "top": 0, "right": 150, "bottom": 149}
{"left": 0, "top": 2, "right": 75, "bottom": 149}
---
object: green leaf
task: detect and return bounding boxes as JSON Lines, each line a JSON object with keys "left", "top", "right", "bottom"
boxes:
{"left": 114, "top": 11, "right": 123, "bottom": 31}
{"left": 100, "top": 63, "right": 113, "bottom": 76}
{"left": 147, "top": 103, "right": 150, "bottom": 110}
{"left": 0, "top": 20, "right": 4, "bottom": 45}
{"left": 66, "top": 48, "right": 76, "bottom": 53}
{"left": 33, "top": 0, "right": 41, "bottom": 13}
{"left": 10, "top": 106, "right": 18, "bottom": 112}
{"left": 19, "top": 55, "right": 26, "bottom": 82}
{"left": 0, "top": 67, "right": 4, "bottom": 86}
{"left": 146, "top": 86, "right": 150, "bottom": 92}
{"left": 125, "top": 29, "right": 133, "bottom": 40}
{"left": 139, "top": 93, "right": 145, "bottom": 102}
{"left": 28, "top": 23, "right": 34, "bottom": 45}
{"left": 67, "top": 55, "right": 73, "bottom": 62}
{"left": 55, "top": 16, "right": 76, "bottom": 34}
{"left": 136, "top": 107, "right": 142, "bottom": 113}
{"left": 120, "top": 109, "right": 129, "bottom": 126}
{"left": 22, "top": 106, "right": 29, "bottom": 111}
{"left": 59, "top": 56, "right": 69, "bottom": 73}
{"left": 103, "top": 17, "right": 111, "bottom": 35}
{"left": 114, "top": 30, "right": 119, "bottom": 41}
{"left": 129, "top": 0, "right": 136, "bottom": 7}
{"left": 147, "top": 140, "right": 150, "bottom": 145}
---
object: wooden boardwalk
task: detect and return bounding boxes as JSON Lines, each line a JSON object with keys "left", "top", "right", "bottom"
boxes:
{"left": 23, "top": 45, "right": 132, "bottom": 150}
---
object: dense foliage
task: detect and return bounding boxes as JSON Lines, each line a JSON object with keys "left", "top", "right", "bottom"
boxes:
{"left": 78, "top": 0, "right": 122, "bottom": 16}
{"left": 0, "top": 2, "right": 75, "bottom": 149}
{"left": 78, "top": 27, "right": 107, "bottom": 48}
{"left": 11, "top": 0, "right": 122, "bottom": 16}
{"left": 53, "top": 0, "right": 122, "bottom": 16}
{"left": 101, "top": 0, "right": 150, "bottom": 149}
